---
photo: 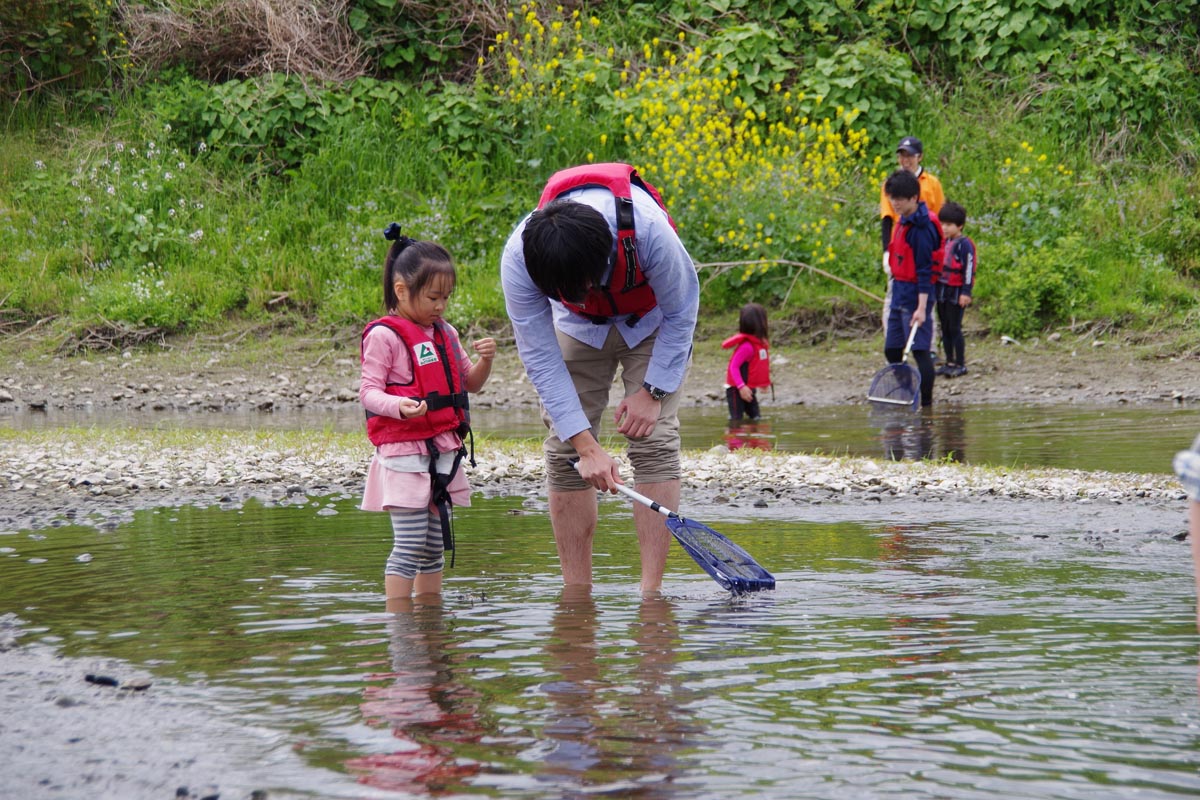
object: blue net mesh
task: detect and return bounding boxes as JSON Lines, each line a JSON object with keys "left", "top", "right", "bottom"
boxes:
{"left": 666, "top": 516, "right": 775, "bottom": 593}
{"left": 867, "top": 363, "right": 921, "bottom": 411}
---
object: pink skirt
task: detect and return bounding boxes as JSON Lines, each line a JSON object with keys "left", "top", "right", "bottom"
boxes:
{"left": 360, "top": 453, "right": 472, "bottom": 512}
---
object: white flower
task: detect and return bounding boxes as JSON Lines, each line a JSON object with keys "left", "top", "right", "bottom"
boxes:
{"left": 34, "top": 160, "right": 45, "bottom": 170}
{"left": 115, "top": 142, "right": 125, "bottom": 153}
{"left": 163, "top": 123, "right": 172, "bottom": 133}
{"left": 106, "top": 186, "right": 115, "bottom": 195}
{"left": 189, "top": 229, "right": 204, "bottom": 242}
{"left": 197, "top": 142, "right": 208, "bottom": 153}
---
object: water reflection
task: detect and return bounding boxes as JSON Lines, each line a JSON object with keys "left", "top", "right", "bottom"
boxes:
{"left": 866, "top": 404, "right": 972, "bottom": 463}
{"left": 537, "top": 587, "right": 698, "bottom": 797}
{"left": 5, "top": 402, "right": 1195, "bottom": 473}
{"left": 723, "top": 420, "right": 775, "bottom": 452}
{"left": 348, "top": 600, "right": 484, "bottom": 794}
{"left": 874, "top": 523, "right": 964, "bottom": 674}
{"left": 869, "top": 406, "right": 936, "bottom": 462}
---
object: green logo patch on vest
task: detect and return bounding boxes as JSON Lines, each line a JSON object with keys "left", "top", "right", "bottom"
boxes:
{"left": 413, "top": 342, "right": 440, "bottom": 367}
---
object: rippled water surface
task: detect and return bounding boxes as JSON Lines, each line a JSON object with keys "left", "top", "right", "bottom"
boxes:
{"left": 3, "top": 494, "right": 1199, "bottom": 798}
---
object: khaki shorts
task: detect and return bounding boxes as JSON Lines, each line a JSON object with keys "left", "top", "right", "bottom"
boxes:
{"left": 542, "top": 327, "right": 688, "bottom": 491}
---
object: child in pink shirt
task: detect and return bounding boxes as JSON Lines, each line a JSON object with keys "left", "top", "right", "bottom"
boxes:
{"left": 721, "top": 302, "right": 771, "bottom": 421}
{"left": 360, "top": 224, "right": 495, "bottom": 608}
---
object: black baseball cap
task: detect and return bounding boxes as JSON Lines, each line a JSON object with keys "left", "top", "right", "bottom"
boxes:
{"left": 896, "top": 136, "right": 923, "bottom": 155}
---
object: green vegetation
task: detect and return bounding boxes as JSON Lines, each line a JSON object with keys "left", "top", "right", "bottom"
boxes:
{"left": 2, "top": 0, "right": 1197, "bottom": 346}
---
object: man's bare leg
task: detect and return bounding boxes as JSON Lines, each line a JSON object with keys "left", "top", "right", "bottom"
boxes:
{"left": 632, "top": 479, "right": 678, "bottom": 594}
{"left": 549, "top": 488, "right": 598, "bottom": 585}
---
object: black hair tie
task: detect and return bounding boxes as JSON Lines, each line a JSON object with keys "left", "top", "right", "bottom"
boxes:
{"left": 383, "top": 222, "right": 402, "bottom": 241}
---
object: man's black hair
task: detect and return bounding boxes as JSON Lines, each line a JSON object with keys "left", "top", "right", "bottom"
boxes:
{"left": 939, "top": 201, "right": 967, "bottom": 227}
{"left": 521, "top": 199, "right": 613, "bottom": 302}
{"left": 883, "top": 169, "right": 920, "bottom": 201}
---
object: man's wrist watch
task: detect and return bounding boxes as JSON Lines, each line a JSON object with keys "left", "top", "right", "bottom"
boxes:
{"left": 642, "top": 382, "right": 669, "bottom": 401}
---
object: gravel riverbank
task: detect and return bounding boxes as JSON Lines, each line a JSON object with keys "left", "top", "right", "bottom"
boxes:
{"left": 0, "top": 427, "right": 1189, "bottom": 537}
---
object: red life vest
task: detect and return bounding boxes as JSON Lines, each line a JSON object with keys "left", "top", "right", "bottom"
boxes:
{"left": 940, "top": 236, "right": 975, "bottom": 288}
{"left": 721, "top": 333, "right": 771, "bottom": 388}
{"left": 888, "top": 209, "right": 945, "bottom": 284}
{"left": 537, "top": 163, "right": 677, "bottom": 323}
{"left": 360, "top": 316, "right": 469, "bottom": 446}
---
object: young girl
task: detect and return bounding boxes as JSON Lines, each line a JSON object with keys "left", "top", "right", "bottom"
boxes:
{"left": 721, "top": 302, "right": 771, "bottom": 421}
{"left": 360, "top": 224, "right": 496, "bottom": 606}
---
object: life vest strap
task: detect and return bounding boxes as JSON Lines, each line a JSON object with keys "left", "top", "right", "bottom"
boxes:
{"left": 423, "top": 391, "right": 469, "bottom": 412}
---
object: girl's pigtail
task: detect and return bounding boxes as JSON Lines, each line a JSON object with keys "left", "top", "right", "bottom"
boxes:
{"left": 384, "top": 222, "right": 415, "bottom": 250}
{"left": 382, "top": 222, "right": 415, "bottom": 313}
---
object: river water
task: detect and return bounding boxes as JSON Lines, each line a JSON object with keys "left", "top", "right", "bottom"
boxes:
{"left": 4, "top": 401, "right": 1198, "bottom": 474}
{"left": 2, "top": 491, "right": 1198, "bottom": 799}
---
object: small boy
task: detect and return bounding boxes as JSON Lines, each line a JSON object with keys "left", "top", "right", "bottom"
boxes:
{"left": 933, "top": 201, "right": 976, "bottom": 378}
{"left": 883, "top": 169, "right": 939, "bottom": 407}
{"left": 1174, "top": 435, "right": 1200, "bottom": 633}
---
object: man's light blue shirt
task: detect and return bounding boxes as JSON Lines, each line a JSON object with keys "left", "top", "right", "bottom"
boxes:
{"left": 500, "top": 185, "right": 699, "bottom": 442}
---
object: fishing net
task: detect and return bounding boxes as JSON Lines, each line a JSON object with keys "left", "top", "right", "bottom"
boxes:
{"left": 867, "top": 363, "right": 920, "bottom": 411}
{"left": 665, "top": 516, "right": 776, "bottom": 593}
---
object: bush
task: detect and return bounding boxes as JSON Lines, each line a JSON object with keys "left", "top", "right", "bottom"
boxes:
{"left": 0, "top": 0, "right": 127, "bottom": 100}
{"left": 144, "top": 72, "right": 405, "bottom": 169}
{"left": 982, "top": 234, "right": 1094, "bottom": 337}
{"left": 789, "top": 39, "right": 921, "bottom": 135}
{"left": 1025, "top": 29, "right": 1200, "bottom": 156}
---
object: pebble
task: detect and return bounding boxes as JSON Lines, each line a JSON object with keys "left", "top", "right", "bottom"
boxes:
{"left": 0, "top": 430, "right": 1187, "bottom": 535}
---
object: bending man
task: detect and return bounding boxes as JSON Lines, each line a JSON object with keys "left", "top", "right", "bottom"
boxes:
{"left": 500, "top": 163, "right": 699, "bottom": 594}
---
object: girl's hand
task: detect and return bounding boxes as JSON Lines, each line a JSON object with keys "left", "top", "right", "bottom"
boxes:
{"left": 738, "top": 385, "right": 754, "bottom": 403}
{"left": 473, "top": 337, "right": 497, "bottom": 361}
{"left": 397, "top": 397, "right": 427, "bottom": 418}
{"left": 959, "top": 294, "right": 973, "bottom": 308}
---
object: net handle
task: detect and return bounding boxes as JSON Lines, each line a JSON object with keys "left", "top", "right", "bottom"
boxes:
{"left": 902, "top": 319, "right": 919, "bottom": 359}
{"left": 572, "top": 460, "right": 677, "bottom": 519}
{"left": 612, "top": 482, "right": 677, "bottom": 519}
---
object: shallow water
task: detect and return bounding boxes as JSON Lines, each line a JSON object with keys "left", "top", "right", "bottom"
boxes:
{"left": 3, "top": 401, "right": 1197, "bottom": 474}
{"left": 2, "top": 494, "right": 1198, "bottom": 799}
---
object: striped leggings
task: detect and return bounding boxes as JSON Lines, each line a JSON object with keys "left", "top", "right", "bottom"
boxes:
{"left": 385, "top": 508, "right": 445, "bottom": 578}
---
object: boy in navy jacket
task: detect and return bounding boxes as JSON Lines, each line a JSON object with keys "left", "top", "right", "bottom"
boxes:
{"left": 934, "top": 201, "right": 976, "bottom": 378}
